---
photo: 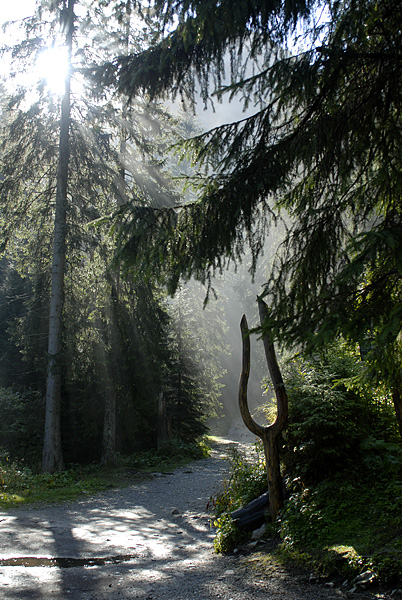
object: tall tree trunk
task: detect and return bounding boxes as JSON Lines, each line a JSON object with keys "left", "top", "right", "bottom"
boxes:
{"left": 101, "top": 282, "right": 120, "bottom": 465}
{"left": 157, "top": 392, "right": 169, "bottom": 450}
{"left": 392, "top": 386, "right": 402, "bottom": 441}
{"left": 102, "top": 384, "right": 117, "bottom": 465}
{"left": 42, "top": 0, "right": 75, "bottom": 473}
{"left": 101, "top": 3, "right": 131, "bottom": 464}
{"left": 238, "top": 298, "right": 288, "bottom": 522}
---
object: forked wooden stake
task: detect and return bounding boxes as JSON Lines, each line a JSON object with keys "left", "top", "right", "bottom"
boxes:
{"left": 238, "top": 298, "right": 288, "bottom": 522}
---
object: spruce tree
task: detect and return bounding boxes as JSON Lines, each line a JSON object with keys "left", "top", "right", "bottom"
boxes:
{"left": 98, "top": 0, "right": 402, "bottom": 436}
{"left": 42, "top": 0, "right": 75, "bottom": 473}
{"left": 1, "top": 0, "right": 217, "bottom": 466}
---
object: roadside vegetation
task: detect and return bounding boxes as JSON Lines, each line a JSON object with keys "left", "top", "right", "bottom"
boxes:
{"left": 211, "top": 339, "right": 402, "bottom": 585}
{"left": 0, "top": 438, "right": 210, "bottom": 509}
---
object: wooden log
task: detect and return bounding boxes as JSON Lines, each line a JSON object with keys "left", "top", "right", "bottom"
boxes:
{"left": 231, "top": 491, "right": 270, "bottom": 531}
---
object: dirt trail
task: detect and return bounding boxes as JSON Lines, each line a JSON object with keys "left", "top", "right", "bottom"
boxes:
{"left": 0, "top": 427, "right": 389, "bottom": 599}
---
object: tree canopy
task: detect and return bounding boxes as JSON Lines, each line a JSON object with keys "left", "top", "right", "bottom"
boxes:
{"left": 97, "top": 0, "right": 402, "bottom": 395}
{"left": 0, "top": 0, "right": 227, "bottom": 469}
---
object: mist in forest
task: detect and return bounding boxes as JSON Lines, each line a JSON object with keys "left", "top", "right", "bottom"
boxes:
{"left": 0, "top": 1, "right": 283, "bottom": 462}
{"left": 171, "top": 242, "right": 280, "bottom": 437}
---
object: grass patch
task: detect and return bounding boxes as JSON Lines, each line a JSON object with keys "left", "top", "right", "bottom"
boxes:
{"left": 0, "top": 464, "right": 112, "bottom": 508}
{"left": 118, "top": 437, "right": 211, "bottom": 473}
{"left": 0, "top": 437, "right": 211, "bottom": 509}
{"left": 0, "top": 453, "right": 125, "bottom": 509}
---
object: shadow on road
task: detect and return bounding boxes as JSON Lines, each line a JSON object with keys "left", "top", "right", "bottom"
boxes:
{"left": 0, "top": 434, "right": 358, "bottom": 600}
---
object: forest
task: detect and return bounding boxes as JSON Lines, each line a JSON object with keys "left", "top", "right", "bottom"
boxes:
{"left": 0, "top": 0, "right": 402, "bottom": 587}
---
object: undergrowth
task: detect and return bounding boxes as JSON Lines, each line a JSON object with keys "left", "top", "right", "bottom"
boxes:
{"left": 211, "top": 443, "right": 402, "bottom": 583}
{"left": 278, "top": 469, "right": 402, "bottom": 584}
{"left": 0, "top": 452, "right": 111, "bottom": 507}
{"left": 0, "top": 437, "right": 210, "bottom": 508}
{"left": 210, "top": 341, "right": 402, "bottom": 585}
{"left": 120, "top": 437, "right": 210, "bottom": 472}
{"left": 210, "top": 443, "right": 267, "bottom": 553}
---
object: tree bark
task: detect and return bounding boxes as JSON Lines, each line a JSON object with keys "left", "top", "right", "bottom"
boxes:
{"left": 100, "top": 7, "right": 131, "bottom": 464}
{"left": 392, "top": 386, "right": 402, "bottom": 441}
{"left": 157, "top": 392, "right": 170, "bottom": 450}
{"left": 102, "top": 385, "right": 117, "bottom": 465}
{"left": 101, "top": 281, "right": 122, "bottom": 465}
{"left": 238, "top": 299, "right": 288, "bottom": 522}
{"left": 42, "top": 0, "right": 75, "bottom": 473}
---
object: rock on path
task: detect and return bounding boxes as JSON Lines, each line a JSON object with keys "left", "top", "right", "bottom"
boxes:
{"left": 0, "top": 432, "right": 389, "bottom": 600}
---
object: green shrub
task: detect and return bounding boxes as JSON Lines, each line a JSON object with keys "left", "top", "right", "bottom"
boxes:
{"left": 0, "top": 450, "right": 34, "bottom": 493}
{"left": 278, "top": 473, "right": 402, "bottom": 583}
{"left": 211, "top": 443, "right": 267, "bottom": 553}
{"left": 121, "top": 437, "right": 210, "bottom": 471}
{"left": 281, "top": 340, "right": 400, "bottom": 484}
{"left": 213, "top": 513, "right": 245, "bottom": 554}
{"left": 212, "top": 443, "right": 267, "bottom": 516}
{"left": 276, "top": 339, "right": 402, "bottom": 583}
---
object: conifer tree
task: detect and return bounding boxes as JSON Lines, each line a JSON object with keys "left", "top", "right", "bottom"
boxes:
{"left": 42, "top": 0, "right": 75, "bottom": 473}
{"left": 99, "top": 0, "right": 402, "bottom": 436}
{"left": 1, "top": 0, "right": 219, "bottom": 466}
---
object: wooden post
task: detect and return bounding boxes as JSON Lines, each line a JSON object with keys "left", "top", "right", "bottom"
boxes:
{"left": 238, "top": 299, "right": 288, "bottom": 522}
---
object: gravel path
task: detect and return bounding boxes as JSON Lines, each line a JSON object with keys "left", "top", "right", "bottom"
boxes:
{"left": 0, "top": 427, "right": 394, "bottom": 600}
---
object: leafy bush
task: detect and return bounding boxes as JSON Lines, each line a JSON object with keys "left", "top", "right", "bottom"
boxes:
{"left": 121, "top": 437, "right": 210, "bottom": 471}
{"left": 281, "top": 340, "right": 399, "bottom": 484}
{"left": 213, "top": 513, "right": 244, "bottom": 554}
{"left": 273, "top": 339, "right": 402, "bottom": 582}
{"left": 0, "top": 450, "right": 33, "bottom": 493}
{"left": 211, "top": 443, "right": 267, "bottom": 553}
{"left": 212, "top": 443, "right": 267, "bottom": 516}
